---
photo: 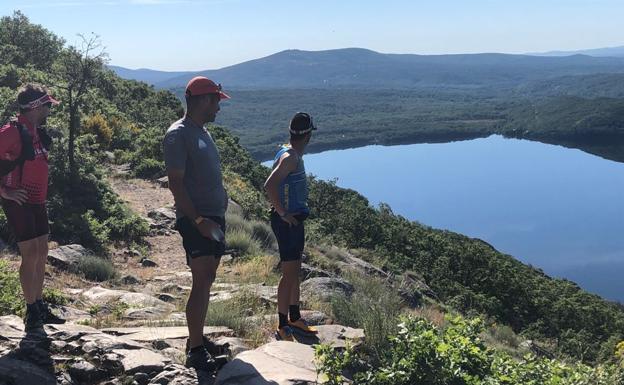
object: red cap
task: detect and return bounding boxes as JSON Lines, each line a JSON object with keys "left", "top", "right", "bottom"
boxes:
{"left": 185, "top": 76, "right": 230, "bottom": 100}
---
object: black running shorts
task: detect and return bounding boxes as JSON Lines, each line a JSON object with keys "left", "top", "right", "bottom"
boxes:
{"left": 1, "top": 199, "right": 49, "bottom": 243}
{"left": 270, "top": 211, "right": 307, "bottom": 262}
{"left": 175, "top": 216, "right": 226, "bottom": 265}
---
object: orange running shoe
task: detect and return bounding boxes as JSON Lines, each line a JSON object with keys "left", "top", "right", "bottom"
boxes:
{"left": 288, "top": 318, "right": 318, "bottom": 334}
{"left": 275, "top": 325, "right": 295, "bottom": 342}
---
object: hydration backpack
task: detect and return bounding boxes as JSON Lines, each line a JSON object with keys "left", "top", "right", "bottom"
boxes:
{"left": 0, "top": 119, "right": 36, "bottom": 177}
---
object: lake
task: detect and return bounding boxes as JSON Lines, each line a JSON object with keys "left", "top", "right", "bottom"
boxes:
{"left": 264, "top": 135, "right": 624, "bottom": 302}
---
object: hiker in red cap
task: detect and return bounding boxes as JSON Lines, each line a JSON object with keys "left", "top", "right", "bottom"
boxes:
{"left": 163, "top": 76, "right": 230, "bottom": 372}
{"left": 0, "top": 83, "right": 65, "bottom": 331}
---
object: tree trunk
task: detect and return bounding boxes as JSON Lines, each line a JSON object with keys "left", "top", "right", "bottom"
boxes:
{"left": 68, "top": 96, "right": 77, "bottom": 180}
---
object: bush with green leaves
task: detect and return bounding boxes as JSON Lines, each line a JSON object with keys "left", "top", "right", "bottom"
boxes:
{"left": 316, "top": 315, "right": 624, "bottom": 385}
{"left": 0, "top": 260, "right": 23, "bottom": 316}
{"left": 45, "top": 135, "right": 149, "bottom": 252}
{"left": 75, "top": 254, "right": 116, "bottom": 282}
{"left": 330, "top": 272, "right": 404, "bottom": 364}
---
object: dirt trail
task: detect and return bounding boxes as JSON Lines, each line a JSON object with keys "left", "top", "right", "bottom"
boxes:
{"left": 108, "top": 175, "right": 189, "bottom": 280}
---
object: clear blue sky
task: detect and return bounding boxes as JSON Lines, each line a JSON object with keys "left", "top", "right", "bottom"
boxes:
{"left": 2, "top": 0, "right": 623, "bottom": 71}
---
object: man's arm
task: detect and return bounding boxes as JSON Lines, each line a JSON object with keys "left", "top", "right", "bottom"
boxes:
{"left": 264, "top": 152, "right": 298, "bottom": 226}
{"left": 168, "top": 168, "right": 222, "bottom": 240}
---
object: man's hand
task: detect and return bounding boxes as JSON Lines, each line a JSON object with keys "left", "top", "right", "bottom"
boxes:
{"left": 196, "top": 217, "right": 224, "bottom": 241}
{"left": 0, "top": 187, "right": 27, "bottom": 205}
{"left": 280, "top": 213, "right": 299, "bottom": 227}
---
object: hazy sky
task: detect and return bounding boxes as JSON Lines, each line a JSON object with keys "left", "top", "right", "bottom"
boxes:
{"left": 2, "top": 0, "right": 623, "bottom": 71}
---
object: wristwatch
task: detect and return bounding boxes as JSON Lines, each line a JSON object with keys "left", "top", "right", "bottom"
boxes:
{"left": 194, "top": 216, "right": 206, "bottom": 225}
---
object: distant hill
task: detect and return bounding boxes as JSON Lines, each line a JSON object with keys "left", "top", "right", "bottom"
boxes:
{"left": 107, "top": 65, "right": 192, "bottom": 85}
{"left": 530, "top": 45, "right": 624, "bottom": 58}
{"left": 110, "top": 48, "right": 624, "bottom": 90}
{"left": 514, "top": 73, "right": 624, "bottom": 98}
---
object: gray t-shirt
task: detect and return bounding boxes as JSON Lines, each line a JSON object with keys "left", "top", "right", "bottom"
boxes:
{"left": 163, "top": 117, "right": 227, "bottom": 218}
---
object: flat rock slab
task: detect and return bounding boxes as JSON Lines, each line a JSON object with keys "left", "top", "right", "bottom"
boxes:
{"left": 112, "top": 348, "right": 170, "bottom": 374}
{"left": 0, "top": 315, "right": 26, "bottom": 340}
{"left": 290, "top": 324, "right": 365, "bottom": 348}
{"left": 215, "top": 341, "right": 316, "bottom": 385}
{"left": 82, "top": 286, "right": 174, "bottom": 311}
{"left": 0, "top": 357, "right": 57, "bottom": 385}
{"left": 102, "top": 326, "right": 234, "bottom": 342}
{"left": 47, "top": 244, "right": 90, "bottom": 270}
{"left": 316, "top": 324, "right": 365, "bottom": 348}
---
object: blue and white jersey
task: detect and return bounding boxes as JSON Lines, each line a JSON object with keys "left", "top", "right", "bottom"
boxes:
{"left": 272, "top": 145, "right": 309, "bottom": 215}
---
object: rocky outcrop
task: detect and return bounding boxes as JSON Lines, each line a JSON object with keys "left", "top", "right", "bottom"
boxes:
{"left": 301, "top": 277, "right": 354, "bottom": 303}
{"left": 47, "top": 244, "right": 91, "bottom": 270}
{"left": 147, "top": 207, "right": 176, "bottom": 235}
{"left": 216, "top": 341, "right": 317, "bottom": 385}
{"left": 0, "top": 316, "right": 225, "bottom": 385}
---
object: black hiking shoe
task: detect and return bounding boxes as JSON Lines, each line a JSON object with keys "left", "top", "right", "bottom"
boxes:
{"left": 185, "top": 335, "right": 227, "bottom": 356}
{"left": 185, "top": 347, "right": 217, "bottom": 373}
{"left": 24, "top": 304, "right": 44, "bottom": 332}
{"left": 37, "top": 301, "right": 66, "bottom": 325}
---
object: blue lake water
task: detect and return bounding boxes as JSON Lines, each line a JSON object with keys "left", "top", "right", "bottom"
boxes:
{"left": 264, "top": 135, "right": 624, "bottom": 302}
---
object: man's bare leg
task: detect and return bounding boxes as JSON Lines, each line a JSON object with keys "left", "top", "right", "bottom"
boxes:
{"left": 288, "top": 260, "right": 301, "bottom": 308}
{"left": 278, "top": 260, "right": 300, "bottom": 316}
{"left": 33, "top": 234, "right": 48, "bottom": 301}
{"left": 17, "top": 238, "right": 40, "bottom": 304}
{"left": 186, "top": 255, "right": 220, "bottom": 349}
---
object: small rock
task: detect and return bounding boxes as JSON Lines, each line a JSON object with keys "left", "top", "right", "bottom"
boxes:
{"left": 152, "top": 339, "right": 171, "bottom": 350}
{"left": 124, "top": 307, "right": 171, "bottom": 320}
{"left": 121, "top": 274, "right": 142, "bottom": 285}
{"left": 141, "top": 258, "right": 158, "bottom": 267}
{"left": 69, "top": 359, "right": 102, "bottom": 384}
{"left": 157, "top": 293, "right": 177, "bottom": 303}
{"left": 149, "top": 364, "right": 198, "bottom": 385}
{"left": 134, "top": 372, "right": 150, "bottom": 385}
{"left": 161, "top": 283, "right": 191, "bottom": 294}
{"left": 51, "top": 340, "right": 67, "bottom": 352}
{"left": 156, "top": 176, "right": 169, "bottom": 188}
{"left": 112, "top": 348, "right": 169, "bottom": 375}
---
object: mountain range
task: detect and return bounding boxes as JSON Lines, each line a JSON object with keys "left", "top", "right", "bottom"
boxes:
{"left": 109, "top": 46, "right": 624, "bottom": 90}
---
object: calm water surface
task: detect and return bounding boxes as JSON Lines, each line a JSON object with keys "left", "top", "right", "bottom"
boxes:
{"left": 264, "top": 135, "right": 624, "bottom": 302}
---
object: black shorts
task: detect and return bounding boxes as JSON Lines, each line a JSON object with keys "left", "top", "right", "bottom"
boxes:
{"left": 175, "top": 216, "right": 226, "bottom": 265}
{"left": 1, "top": 199, "right": 49, "bottom": 243}
{"left": 270, "top": 211, "right": 307, "bottom": 262}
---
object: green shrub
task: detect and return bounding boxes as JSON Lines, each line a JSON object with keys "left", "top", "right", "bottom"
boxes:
{"left": 82, "top": 113, "right": 113, "bottom": 149}
{"left": 0, "top": 260, "right": 23, "bottom": 316}
{"left": 250, "top": 220, "right": 276, "bottom": 249}
{"left": 315, "top": 315, "right": 624, "bottom": 385}
{"left": 225, "top": 211, "right": 250, "bottom": 233}
{"left": 226, "top": 227, "right": 262, "bottom": 257}
{"left": 133, "top": 158, "right": 164, "bottom": 179}
{"left": 205, "top": 289, "right": 269, "bottom": 338}
{"left": 47, "top": 136, "right": 148, "bottom": 251}
{"left": 0, "top": 209, "right": 12, "bottom": 244}
{"left": 42, "top": 287, "right": 69, "bottom": 306}
{"left": 75, "top": 255, "right": 116, "bottom": 282}
{"left": 330, "top": 272, "right": 404, "bottom": 364}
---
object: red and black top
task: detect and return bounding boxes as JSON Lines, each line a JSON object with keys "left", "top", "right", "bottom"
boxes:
{"left": 0, "top": 115, "right": 49, "bottom": 204}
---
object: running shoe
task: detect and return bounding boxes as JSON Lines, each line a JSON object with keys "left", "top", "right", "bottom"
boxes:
{"left": 185, "top": 347, "right": 217, "bottom": 373}
{"left": 288, "top": 318, "right": 318, "bottom": 334}
{"left": 275, "top": 325, "right": 295, "bottom": 342}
